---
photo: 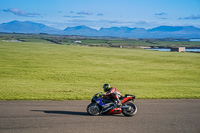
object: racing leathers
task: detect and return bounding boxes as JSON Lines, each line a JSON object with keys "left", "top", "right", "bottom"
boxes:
{"left": 103, "top": 87, "right": 122, "bottom": 107}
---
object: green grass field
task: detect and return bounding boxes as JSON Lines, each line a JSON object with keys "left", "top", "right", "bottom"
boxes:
{"left": 0, "top": 41, "right": 199, "bottom": 100}
{"left": 62, "top": 39, "right": 200, "bottom": 47}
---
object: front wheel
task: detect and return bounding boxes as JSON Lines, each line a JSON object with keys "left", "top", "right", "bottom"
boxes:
{"left": 122, "top": 102, "right": 137, "bottom": 117}
{"left": 87, "top": 103, "right": 100, "bottom": 116}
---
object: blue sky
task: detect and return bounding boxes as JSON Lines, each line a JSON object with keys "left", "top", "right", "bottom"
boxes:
{"left": 0, "top": 0, "right": 200, "bottom": 30}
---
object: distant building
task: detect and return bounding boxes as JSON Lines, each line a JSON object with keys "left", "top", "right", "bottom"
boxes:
{"left": 171, "top": 47, "right": 185, "bottom": 52}
{"left": 74, "top": 40, "right": 82, "bottom": 44}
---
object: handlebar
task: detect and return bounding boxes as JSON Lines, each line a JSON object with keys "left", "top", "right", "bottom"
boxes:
{"left": 93, "top": 92, "right": 104, "bottom": 99}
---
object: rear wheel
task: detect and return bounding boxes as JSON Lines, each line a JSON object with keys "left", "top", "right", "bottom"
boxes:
{"left": 87, "top": 103, "right": 100, "bottom": 116}
{"left": 122, "top": 102, "right": 137, "bottom": 116}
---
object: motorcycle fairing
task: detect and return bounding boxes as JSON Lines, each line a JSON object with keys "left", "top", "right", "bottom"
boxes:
{"left": 95, "top": 98, "right": 105, "bottom": 106}
{"left": 107, "top": 108, "right": 122, "bottom": 114}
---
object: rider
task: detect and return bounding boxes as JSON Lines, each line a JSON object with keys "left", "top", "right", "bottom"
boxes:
{"left": 102, "top": 84, "right": 122, "bottom": 107}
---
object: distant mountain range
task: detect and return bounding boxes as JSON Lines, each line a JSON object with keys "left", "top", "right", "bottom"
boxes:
{"left": 0, "top": 20, "right": 200, "bottom": 38}
{"left": 0, "top": 20, "right": 64, "bottom": 35}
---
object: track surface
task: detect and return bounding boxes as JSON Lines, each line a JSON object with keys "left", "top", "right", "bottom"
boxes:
{"left": 0, "top": 100, "right": 200, "bottom": 133}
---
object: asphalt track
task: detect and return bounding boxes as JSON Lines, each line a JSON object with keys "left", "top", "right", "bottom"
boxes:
{"left": 0, "top": 100, "right": 200, "bottom": 133}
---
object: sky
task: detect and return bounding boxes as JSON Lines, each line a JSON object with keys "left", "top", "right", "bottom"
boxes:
{"left": 0, "top": 0, "right": 200, "bottom": 30}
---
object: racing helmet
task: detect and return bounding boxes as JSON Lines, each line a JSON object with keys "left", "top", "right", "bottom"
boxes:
{"left": 103, "top": 84, "right": 110, "bottom": 92}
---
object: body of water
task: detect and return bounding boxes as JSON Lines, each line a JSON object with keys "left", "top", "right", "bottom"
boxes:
{"left": 190, "top": 39, "right": 200, "bottom": 42}
{"left": 147, "top": 48, "right": 200, "bottom": 52}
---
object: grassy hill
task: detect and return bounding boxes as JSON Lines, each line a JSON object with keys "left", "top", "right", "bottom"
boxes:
{"left": 0, "top": 41, "right": 199, "bottom": 100}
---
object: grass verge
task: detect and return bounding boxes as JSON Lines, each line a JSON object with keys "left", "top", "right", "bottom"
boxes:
{"left": 0, "top": 41, "right": 199, "bottom": 100}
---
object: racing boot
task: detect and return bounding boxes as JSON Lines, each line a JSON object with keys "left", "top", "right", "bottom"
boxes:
{"left": 117, "top": 101, "right": 122, "bottom": 108}
{"left": 116, "top": 97, "right": 122, "bottom": 108}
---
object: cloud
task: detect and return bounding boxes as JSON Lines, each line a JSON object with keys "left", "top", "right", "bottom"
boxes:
{"left": 179, "top": 15, "right": 200, "bottom": 20}
{"left": 63, "top": 19, "right": 159, "bottom": 30}
{"left": 97, "top": 13, "right": 104, "bottom": 16}
{"left": 77, "top": 11, "right": 93, "bottom": 15}
{"left": 64, "top": 15, "right": 85, "bottom": 18}
{"left": 155, "top": 12, "right": 168, "bottom": 19}
{"left": 155, "top": 12, "right": 167, "bottom": 16}
{"left": 36, "top": 19, "right": 166, "bottom": 30}
{"left": 3, "top": 8, "right": 41, "bottom": 17}
{"left": 98, "top": 20, "right": 120, "bottom": 24}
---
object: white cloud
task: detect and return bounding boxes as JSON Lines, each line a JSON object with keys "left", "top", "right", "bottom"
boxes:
{"left": 97, "top": 13, "right": 104, "bottom": 16}
{"left": 64, "top": 15, "right": 85, "bottom": 18}
{"left": 61, "top": 19, "right": 160, "bottom": 29}
{"left": 77, "top": 11, "right": 93, "bottom": 15}
{"left": 3, "top": 8, "right": 41, "bottom": 17}
{"left": 179, "top": 15, "right": 200, "bottom": 20}
{"left": 155, "top": 12, "right": 167, "bottom": 16}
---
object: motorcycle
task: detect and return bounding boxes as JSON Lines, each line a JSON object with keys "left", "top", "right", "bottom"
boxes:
{"left": 87, "top": 92, "right": 137, "bottom": 116}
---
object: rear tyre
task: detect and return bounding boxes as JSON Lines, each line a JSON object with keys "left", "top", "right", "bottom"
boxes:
{"left": 122, "top": 102, "right": 137, "bottom": 116}
{"left": 87, "top": 103, "right": 100, "bottom": 116}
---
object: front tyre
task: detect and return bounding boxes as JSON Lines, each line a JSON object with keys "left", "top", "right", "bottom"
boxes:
{"left": 87, "top": 103, "right": 100, "bottom": 116}
{"left": 122, "top": 102, "right": 137, "bottom": 117}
